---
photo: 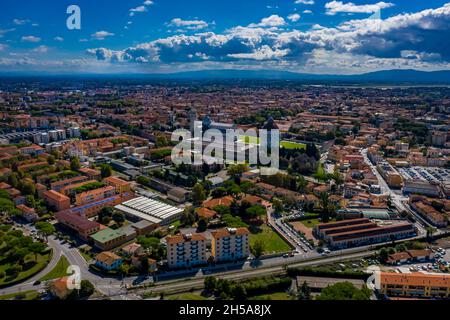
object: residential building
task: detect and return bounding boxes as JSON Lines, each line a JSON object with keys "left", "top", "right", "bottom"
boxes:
{"left": 376, "top": 272, "right": 450, "bottom": 299}
{"left": 44, "top": 190, "right": 71, "bottom": 211}
{"left": 166, "top": 233, "right": 207, "bottom": 269}
{"left": 79, "top": 167, "right": 102, "bottom": 181}
{"left": 69, "top": 192, "right": 135, "bottom": 218}
{"left": 50, "top": 176, "right": 90, "bottom": 193}
{"left": 377, "top": 162, "right": 403, "bottom": 188}
{"left": 210, "top": 227, "right": 250, "bottom": 263}
{"left": 94, "top": 251, "right": 123, "bottom": 271}
{"left": 91, "top": 228, "right": 128, "bottom": 251}
{"left": 103, "top": 176, "right": 131, "bottom": 193}
{"left": 55, "top": 211, "right": 101, "bottom": 240}
{"left": 75, "top": 186, "right": 116, "bottom": 206}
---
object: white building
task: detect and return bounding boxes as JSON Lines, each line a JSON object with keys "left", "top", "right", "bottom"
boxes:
{"left": 115, "top": 196, "right": 183, "bottom": 226}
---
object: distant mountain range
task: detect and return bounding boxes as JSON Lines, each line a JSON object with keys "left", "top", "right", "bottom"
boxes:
{"left": 150, "top": 69, "right": 450, "bottom": 83}
{"left": 3, "top": 69, "right": 450, "bottom": 84}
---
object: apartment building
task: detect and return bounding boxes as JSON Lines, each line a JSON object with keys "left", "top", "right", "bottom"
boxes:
{"left": 377, "top": 162, "right": 403, "bottom": 188}
{"left": 55, "top": 210, "right": 101, "bottom": 240}
{"left": 60, "top": 179, "right": 97, "bottom": 196}
{"left": 75, "top": 185, "right": 116, "bottom": 206}
{"left": 50, "top": 175, "right": 89, "bottom": 192}
{"left": 90, "top": 228, "right": 129, "bottom": 251}
{"left": 210, "top": 227, "right": 250, "bottom": 263}
{"left": 103, "top": 176, "right": 131, "bottom": 193}
{"left": 69, "top": 192, "right": 135, "bottom": 218}
{"left": 376, "top": 272, "right": 450, "bottom": 299}
{"left": 43, "top": 190, "right": 71, "bottom": 211}
{"left": 166, "top": 233, "right": 207, "bottom": 269}
{"left": 79, "top": 167, "right": 102, "bottom": 181}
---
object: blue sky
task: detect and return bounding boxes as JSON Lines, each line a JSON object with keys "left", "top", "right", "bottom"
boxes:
{"left": 1, "top": 0, "right": 450, "bottom": 74}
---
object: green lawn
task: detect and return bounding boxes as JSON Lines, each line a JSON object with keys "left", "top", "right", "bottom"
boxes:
{"left": 280, "top": 141, "right": 307, "bottom": 150}
{"left": 249, "top": 224, "right": 291, "bottom": 254}
{"left": 0, "top": 290, "right": 40, "bottom": 300}
{"left": 239, "top": 136, "right": 307, "bottom": 150}
{"left": 300, "top": 218, "right": 322, "bottom": 228}
{"left": 300, "top": 218, "right": 336, "bottom": 228}
{"left": 239, "top": 135, "right": 260, "bottom": 145}
{"left": 39, "top": 255, "right": 70, "bottom": 281}
{"left": 248, "top": 291, "right": 293, "bottom": 300}
{"left": 167, "top": 293, "right": 209, "bottom": 300}
{"left": 0, "top": 252, "right": 51, "bottom": 287}
{"left": 80, "top": 251, "right": 93, "bottom": 263}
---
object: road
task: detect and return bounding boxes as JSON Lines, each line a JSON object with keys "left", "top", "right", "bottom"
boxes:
{"left": 131, "top": 250, "right": 375, "bottom": 297}
{"left": 360, "top": 148, "right": 432, "bottom": 236}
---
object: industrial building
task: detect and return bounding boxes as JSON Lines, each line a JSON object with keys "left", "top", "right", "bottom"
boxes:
{"left": 115, "top": 196, "right": 183, "bottom": 226}
{"left": 314, "top": 218, "right": 417, "bottom": 249}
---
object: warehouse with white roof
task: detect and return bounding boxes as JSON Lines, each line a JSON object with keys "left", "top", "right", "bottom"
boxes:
{"left": 115, "top": 196, "right": 183, "bottom": 226}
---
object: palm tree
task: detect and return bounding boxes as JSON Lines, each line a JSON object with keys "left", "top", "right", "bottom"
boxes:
{"left": 426, "top": 227, "right": 437, "bottom": 240}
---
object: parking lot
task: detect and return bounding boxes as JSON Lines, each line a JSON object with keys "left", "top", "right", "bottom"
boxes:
{"left": 390, "top": 248, "right": 450, "bottom": 273}
{"left": 398, "top": 166, "right": 450, "bottom": 184}
{"left": 274, "top": 210, "right": 315, "bottom": 254}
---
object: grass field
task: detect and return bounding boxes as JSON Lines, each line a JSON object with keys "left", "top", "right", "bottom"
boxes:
{"left": 300, "top": 218, "right": 336, "bottom": 228}
{"left": 249, "top": 224, "right": 291, "bottom": 254}
{"left": 0, "top": 290, "right": 40, "bottom": 301}
{"left": 239, "top": 136, "right": 307, "bottom": 151}
{"left": 0, "top": 252, "right": 51, "bottom": 287}
{"left": 280, "top": 141, "right": 307, "bottom": 150}
{"left": 248, "top": 291, "right": 293, "bottom": 300}
{"left": 167, "top": 293, "right": 209, "bottom": 300}
{"left": 80, "top": 251, "right": 93, "bottom": 263}
{"left": 239, "top": 135, "right": 260, "bottom": 144}
{"left": 39, "top": 255, "right": 70, "bottom": 281}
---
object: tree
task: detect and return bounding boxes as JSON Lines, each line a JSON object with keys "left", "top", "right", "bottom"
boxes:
{"left": 47, "top": 155, "right": 56, "bottom": 165}
{"left": 70, "top": 157, "right": 81, "bottom": 171}
{"left": 29, "top": 242, "right": 47, "bottom": 260}
{"left": 316, "top": 282, "right": 371, "bottom": 300}
{"left": 245, "top": 205, "right": 266, "bottom": 219}
{"left": 379, "top": 247, "right": 389, "bottom": 263}
{"left": 197, "top": 219, "right": 208, "bottom": 232}
{"left": 227, "top": 164, "right": 248, "bottom": 179}
{"left": 211, "top": 187, "right": 227, "bottom": 199}
{"left": 35, "top": 222, "right": 56, "bottom": 239}
{"left": 192, "top": 183, "right": 207, "bottom": 205}
{"left": 181, "top": 206, "right": 196, "bottom": 226}
{"left": 272, "top": 198, "right": 284, "bottom": 214}
{"left": 426, "top": 227, "right": 437, "bottom": 240}
{"left": 155, "top": 135, "right": 169, "bottom": 148}
{"left": 231, "top": 284, "right": 247, "bottom": 300}
{"left": 99, "top": 164, "right": 112, "bottom": 178}
{"left": 112, "top": 212, "right": 125, "bottom": 225}
{"left": 204, "top": 276, "right": 217, "bottom": 292}
{"left": 298, "top": 281, "right": 311, "bottom": 300}
{"left": 21, "top": 182, "right": 36, "bottom": 196}
{"left": 67, "top": 280, "right": 95, "bottom": 300}
{"left": 98, "top": 206, "right": 114, "bottom": 224}
{"left": 251, "top": 239, "right": 265, "bottom": 259}
{"left": 119, "top": 264, "right": 131, "bottom": 277}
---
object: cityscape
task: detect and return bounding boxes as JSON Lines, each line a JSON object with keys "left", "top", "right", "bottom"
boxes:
{"left": 0, "top": 0, "right": 450, "bottom": 307}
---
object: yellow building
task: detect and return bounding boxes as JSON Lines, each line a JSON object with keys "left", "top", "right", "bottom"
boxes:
{"left": 377, "top": 272, "right": 450, "bottom": 299}
{"left": 103, "top": 176, "right": 132, "bottom": 193}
